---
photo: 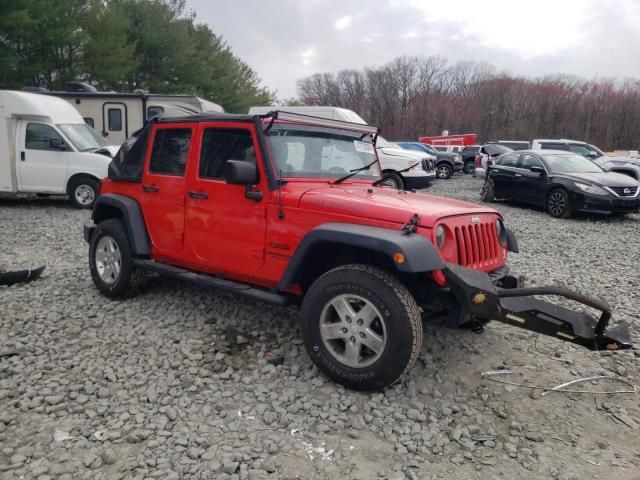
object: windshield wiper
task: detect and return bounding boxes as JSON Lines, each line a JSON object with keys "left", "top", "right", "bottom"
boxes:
{"left": 371, "top": 162, "right": 420, "bottom": 187}
{"left": 332, "top": 159, "right": 379, "bottom": 185}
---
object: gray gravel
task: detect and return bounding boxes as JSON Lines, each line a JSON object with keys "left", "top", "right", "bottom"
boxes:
{"left": 1, "top": 178, "right": 639, "bottom": 480}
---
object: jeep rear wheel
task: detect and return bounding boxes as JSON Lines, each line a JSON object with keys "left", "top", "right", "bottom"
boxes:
{"left": 89, "top": 219, "right": 145, "bottom": 298}
{"left": 300, "top": 264, "right": 422, "bottom": 391}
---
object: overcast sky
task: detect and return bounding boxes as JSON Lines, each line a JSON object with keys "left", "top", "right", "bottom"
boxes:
{"left": 187, "top": 0, "right": 640, "bottom": 101}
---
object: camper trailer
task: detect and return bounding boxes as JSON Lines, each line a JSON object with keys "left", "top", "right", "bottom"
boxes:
{"left": 0, "top": 90, "right": 114, "bottom": 208}
{"left": 41, "top": 83, "right": 224, "bottom": 145}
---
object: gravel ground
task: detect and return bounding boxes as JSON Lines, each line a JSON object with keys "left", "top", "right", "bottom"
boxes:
{"left": 1, "top": 176, "right": 639, "bottom": 480}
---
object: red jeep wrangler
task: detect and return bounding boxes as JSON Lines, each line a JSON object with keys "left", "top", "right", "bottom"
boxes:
{"left": 84, "top": 111, "right": 630, "bottom": 391}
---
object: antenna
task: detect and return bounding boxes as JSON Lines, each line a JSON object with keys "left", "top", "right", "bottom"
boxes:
{"left": 277, "top": 169, "right": 285, "bottom": 220}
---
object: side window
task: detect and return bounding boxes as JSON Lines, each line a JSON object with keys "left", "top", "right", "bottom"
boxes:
{"left": 199, "top": 128, "right": 255, "bottom": 180}
{"left": 147, "top": 106, "right": 165, "bottom": 119}
{"left": 568, "top": 144, "right": 591, "bottom": 157}
{"left": 497, "top": 153, "right": 519, "bottom": 167}
{"left": 25, "top": 123, "right": 65, "bottom": 151}
{"left": 108, "top": 109, "right": 122, "bottom": 131}
{"left": 541, "top": 142, "right": 567, "bottom": 151}
{"left": 149, "top": 128, "right": 192, "bottom": 176}
{"left": 83, "top": 117, "right": 95, "bottom": 128}
{"left": 519, "top": 154, "right": 543, "bottom": 169}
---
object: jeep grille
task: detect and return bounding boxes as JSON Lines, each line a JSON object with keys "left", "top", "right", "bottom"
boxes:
{"left": 453, "top": 221, "right": 501, "bottom": 269}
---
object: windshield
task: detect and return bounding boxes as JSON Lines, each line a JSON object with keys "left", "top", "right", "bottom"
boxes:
{"left": 376, "top": 136, "right": 393, "bottom": 148}
{"left": 542, "top": 153, "right": 604, "bottom": 173}
{"left": 267, "top": 126, "right": 381, "bottom": 180}
{"left": 58, "top": 123, "right": 107, "bottom": 151}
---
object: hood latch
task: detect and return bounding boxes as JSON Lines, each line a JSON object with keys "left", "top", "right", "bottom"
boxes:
{"left": 402, "top": 213, "right": 420, "bottom": 234}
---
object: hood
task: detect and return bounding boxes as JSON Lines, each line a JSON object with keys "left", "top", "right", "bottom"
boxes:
{"left": 297, "top": 184, "right": 499, "bottom": 227}
{"left": 94, "top": 145, "right": 120, "bottom": 157}
{"left": 554, "top": 171, "right": 640, "bottom": 187}
{"left": 379, "top": 147, "right": 434, "bottom": 160}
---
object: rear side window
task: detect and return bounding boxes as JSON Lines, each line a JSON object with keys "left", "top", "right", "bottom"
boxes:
{"left": 149, "top": 128, "right": 192, "bottom": 176}
{"left": 25, "top": 123, "right": 65, "bottom": 151}
{"left": 497, "top": 153, "right": 520, "bottom": 167}
{"left": 540, "top": 142, "right": 568, "bottom": 151}
{"left": 199, "top": 128, "right": 254, "bottom": 180}
{"left": 108, "top": 109, "right": 122, "bottom": 131}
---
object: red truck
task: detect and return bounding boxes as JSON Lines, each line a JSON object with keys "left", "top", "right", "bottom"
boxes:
{"left": 84, "top": 111, "right": 630, "bottom": 391}
{"left": 418, "top": 133, "right": 477, "bottom": 149}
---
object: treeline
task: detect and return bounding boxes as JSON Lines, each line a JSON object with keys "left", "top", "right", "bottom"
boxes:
{"left": 297, "top": 56, "right": 640, "bottom": 150}
{"left": 0, "top": 0, "right": 274, "bottom": 112}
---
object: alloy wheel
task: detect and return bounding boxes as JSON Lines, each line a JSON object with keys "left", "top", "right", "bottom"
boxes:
{"left": 95, "top": 236, "right": 122, "bottom": 284}
{"left": 319, "top": 294, "right": 387, "bottom": 368}
{"left": 548, "top": 192, "right": 566, "bottom": 216}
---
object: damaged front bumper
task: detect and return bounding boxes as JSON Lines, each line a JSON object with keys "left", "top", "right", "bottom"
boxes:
{"left": 444, "top": 263, "right": 632, "bottom": 351}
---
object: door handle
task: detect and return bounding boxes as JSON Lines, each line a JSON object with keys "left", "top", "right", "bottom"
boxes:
{"left": 20, "top": 152, "right": 25, "bottom": 161}
{"left": 142, "top": 185, "right": 159, "bottom": 192}
{"left": 514, "top": 173, "right": 522, "bottom": 177}
{"left": 188, "top": 191, "right": 208, "bottom": 199}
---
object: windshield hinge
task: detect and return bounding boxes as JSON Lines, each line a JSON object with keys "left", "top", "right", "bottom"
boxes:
{"left": 402, "top": 213, "right": 420, "bottom": 234}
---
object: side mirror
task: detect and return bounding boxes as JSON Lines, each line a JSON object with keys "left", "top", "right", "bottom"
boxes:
{"left": 224, "top": 160, "right": 262, "bottom": 202}
{"left": 530, "top": 165, "right": 545, "bottom": 174}
{"left": 586, "top": 152, "right": 599, "bottom": 159}
{"left": 50, "top": 138, "right": 67, "bottom": 150}
{"left": 224, "top": 160, "right": 258, "bottom": 184}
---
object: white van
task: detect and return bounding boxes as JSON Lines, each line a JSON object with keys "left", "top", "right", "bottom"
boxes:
{"left": 42, "top": 83, "right": 224, "bottom": 146}
{"left": 0, "top": 91, "right": 114, "bottom": 208}
{"left": 248, "top": 106, "right": 436, "bottom": 189}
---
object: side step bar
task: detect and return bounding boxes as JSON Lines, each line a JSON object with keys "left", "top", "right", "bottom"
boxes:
{"left": 134, "top": 260, "right": 289, "bottom": 307}
{"left": 444, "top": 263, "right": 632, "bottom": 351}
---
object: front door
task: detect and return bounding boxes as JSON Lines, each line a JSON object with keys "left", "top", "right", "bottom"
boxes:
{"left": 139, "top": 124, "right": 194, "bottom": 257}
{"left": 185, "top": 123, "right": 267, "bottom": 274}
{"left": 102, "top": 102, "right": 127, "bottom": 144}
{"left": 516, "top": 154, "right": 548, "bottom": 205}
{"left": 16, "top": 121, "right": 69, "bottom": 193}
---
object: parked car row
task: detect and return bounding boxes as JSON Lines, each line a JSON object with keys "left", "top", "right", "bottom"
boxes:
{"left": 480, "top": 149, "right": 640, "bottom": 218}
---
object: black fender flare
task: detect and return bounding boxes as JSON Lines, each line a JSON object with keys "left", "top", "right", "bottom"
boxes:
{"left": 89, "top": 193, "right": 150, "bottom": 255}
{"left": 276, "top": 222, "right": 444, "bottom": 291}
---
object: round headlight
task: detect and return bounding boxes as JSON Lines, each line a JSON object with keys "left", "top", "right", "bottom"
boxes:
{"left": 496, "top": 219, "right": 507, "bottom": 246}
{"left": 436, "top": 225, "right": 446, "bottom": 248}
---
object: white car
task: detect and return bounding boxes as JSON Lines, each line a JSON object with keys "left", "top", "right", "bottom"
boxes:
{"left": 249, "top": 105, "right": 436, "bottom": 189}
{"left": 375, "top": 136, "right": 436, "bottom": 189}
{"left": 0, "top": 91, "right": 116, "bottom": 208}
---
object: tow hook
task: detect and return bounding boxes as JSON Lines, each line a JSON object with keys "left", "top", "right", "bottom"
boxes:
{"left": 444, "top": 263, "right": 632, "bottom": 351}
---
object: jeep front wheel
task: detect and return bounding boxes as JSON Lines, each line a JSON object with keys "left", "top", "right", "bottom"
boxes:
{"left": 89, "top": 219, "right": 145, "bottom": 298}
{"left": 300, "top": 264, "right": 422, "bottom": 391}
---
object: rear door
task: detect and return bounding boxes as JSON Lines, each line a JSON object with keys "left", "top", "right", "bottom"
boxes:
{"left": 491, "top": 153, "right": 521, "bottom": 198}
{"left": 102, "top": 102, "right": 127, "bottom": 144}
{"left": 185, "top": 122, "right": 267, "bottom": 274}
{"left": 16, "top": 121, "right": 69, "bottom": 193}
{"left": 139, "top": 124, "right": 194, "bottom": 258}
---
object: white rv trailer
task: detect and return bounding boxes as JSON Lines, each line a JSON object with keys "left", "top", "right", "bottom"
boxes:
{"left": 0, "top": 91, "right": 114, "bottom": 208}
{"left": 42, "top": 85, "right": 224, "bottom": 145}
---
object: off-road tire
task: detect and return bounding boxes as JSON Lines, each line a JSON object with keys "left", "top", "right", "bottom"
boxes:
{"left": 546, "top": 188, "right": 572, "bottom": 219}
{"left": 69, "top": 175, "right": 99, "bottom": 209}
{"left": 436, "top": 163, "right": 453, "bottom": 179}
{"left": 480, "top": 179, "right": 495, "bottom": 202}
{"left": 463, "top": 161, "right": 475, "bottom": 175}
{"left": 300, "top": 264, "right": 422, "bottom": 391}
{"left": 380, "top": 173, "right": 404, "bottom": 190}
{"left": 89, "top": 219, "right": 145, "bottom": 298}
